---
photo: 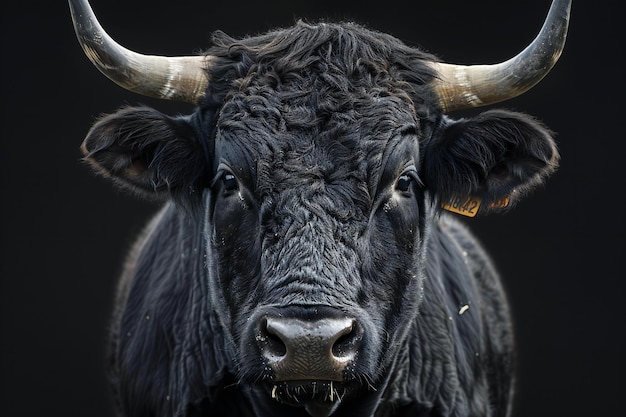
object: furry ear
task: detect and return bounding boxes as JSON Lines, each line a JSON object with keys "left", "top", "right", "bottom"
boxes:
{"left": 81, "top": 106, "right": 209, "bottom": 204}
{"left": 423, "top": 109, "right": 559, "bottom": 214}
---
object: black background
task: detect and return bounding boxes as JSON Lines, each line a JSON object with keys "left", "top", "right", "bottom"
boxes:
{"left": 1, "top": 1, "right": 623, "bottom": 416}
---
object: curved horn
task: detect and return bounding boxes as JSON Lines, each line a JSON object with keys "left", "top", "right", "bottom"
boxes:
{"left": 430, "top": 0, "right": 571, "bottom": 112}
{"left": 68, "top": 0, "right": 210, "bottom": 104}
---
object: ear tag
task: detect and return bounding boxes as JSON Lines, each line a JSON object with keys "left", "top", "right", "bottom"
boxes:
{"left": 442, "top": 196, "right": 482, "bottom": 217}
{"left": 489, "top": 197, "right": 510, "bottom": 209}
{"left": 442, "top": 196, "right": 510, "bottom": 217}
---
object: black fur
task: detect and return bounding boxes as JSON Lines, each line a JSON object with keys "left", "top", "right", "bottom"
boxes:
{"left": 81, "top": 21, "right": 558, "bottom": 417}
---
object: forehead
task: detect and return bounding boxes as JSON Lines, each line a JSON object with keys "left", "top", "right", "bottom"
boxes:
{"left": 208, "top": 21, "right": 435, "bottom": 192}
{"left": 215, "top": 84, "right": 419, "bottom": 190}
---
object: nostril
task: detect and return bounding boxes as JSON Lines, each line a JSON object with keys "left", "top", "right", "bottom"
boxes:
{"left": 332, "top": 322, "right": 360, "bottom": 360}
{"left": 332, "top": 331, "right": 352, "bottom": 355}
{"left": 258, "top": 317, "right": 287, "bottom": 359}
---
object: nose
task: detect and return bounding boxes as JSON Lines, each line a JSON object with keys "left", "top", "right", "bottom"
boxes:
{"left": 257, "top": 312, "right": 362, "bottom": 381}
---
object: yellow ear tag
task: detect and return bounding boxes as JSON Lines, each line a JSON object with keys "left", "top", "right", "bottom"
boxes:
{"left": 442, "top": 196, "right": 510, "bottom": 217}
{"left": 442, "top": 196, "right": 482, "bottom": 217}
{"left": 489, "top": 197, "right": 510, "bottom": 209}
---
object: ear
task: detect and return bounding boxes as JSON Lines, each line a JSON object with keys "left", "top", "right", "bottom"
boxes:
{"left": 423, "top": 109, "right": 559, "bottom": 214}
{"left": 81, "top": 106, "right": 209, "bottom": 204}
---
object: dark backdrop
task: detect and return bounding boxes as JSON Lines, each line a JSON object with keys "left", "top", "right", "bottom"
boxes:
{"left": 1, "top": 1, "right": 623, "bottom": 416}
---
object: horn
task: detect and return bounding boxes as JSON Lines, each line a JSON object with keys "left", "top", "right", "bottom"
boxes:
{"left": 430, "top": 0, "right": 571, "bottom": 112}
{"left": 68, "top": 0, "right": 210, "bottom": 104}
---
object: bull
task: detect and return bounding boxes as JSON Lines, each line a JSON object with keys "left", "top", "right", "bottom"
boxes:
{"left": 68, "top": 0, "right": 571, "bottom": 416}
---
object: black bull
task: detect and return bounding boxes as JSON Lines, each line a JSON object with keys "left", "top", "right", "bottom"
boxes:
{"left": 69, "top": 1, "right": 571, "bottom": 416}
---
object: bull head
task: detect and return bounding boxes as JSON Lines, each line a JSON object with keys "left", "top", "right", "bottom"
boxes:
{"left": 69, "top": 1, "right": 571, "bottom": 416}
{"left": 68, "top": 0, "right": 570, "bottom": 111}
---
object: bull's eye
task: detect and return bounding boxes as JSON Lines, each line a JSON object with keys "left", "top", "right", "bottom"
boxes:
{"left": 221, "top": 172, "right": 238, "bottom": 192}
{"left": 396, "top": 174, "right": 412, "bottom": 193}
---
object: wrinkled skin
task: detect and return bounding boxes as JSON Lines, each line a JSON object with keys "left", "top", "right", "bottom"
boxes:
{"left": 80, "top": 22, "right": 558, "bottom": 417}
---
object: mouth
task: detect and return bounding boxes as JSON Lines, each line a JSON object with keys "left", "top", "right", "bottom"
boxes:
{"left": 268, "top": 380, "right": 347, "bottom": 417}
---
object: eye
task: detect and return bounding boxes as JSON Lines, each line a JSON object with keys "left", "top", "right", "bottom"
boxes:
{"left": 395, "top": 174, "right": 413, "bottom": 193}
{"left": 221, "top": 172, "right": 239, "bottom": 192}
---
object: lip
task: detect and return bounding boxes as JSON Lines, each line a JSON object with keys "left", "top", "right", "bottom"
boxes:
{"left": 268, "top": 380, "right": 347, "bottom": 416}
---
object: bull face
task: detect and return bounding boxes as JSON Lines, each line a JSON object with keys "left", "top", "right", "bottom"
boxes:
{"left": 206, "top": 74, "right": 429, "bottom": 413}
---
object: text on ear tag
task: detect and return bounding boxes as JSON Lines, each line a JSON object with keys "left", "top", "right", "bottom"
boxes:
{"left": 442, "top": 196, "right": 481, "bottom": 217}
{"left": 442, "top": 195, "right": 511, "bottom": 217}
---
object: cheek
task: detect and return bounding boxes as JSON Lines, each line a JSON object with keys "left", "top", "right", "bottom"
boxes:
{"left": 360, "top": 199, "right": 425, "bottom": 338}
{"left": 213, "top": 197, "right": 245, "bottom": 256}
{"left": 379, "top": 195, "right": 422, "bottom": 252}
{"left": 362, "top": 198, "right": 422, "bottom": 287}
{"left": 212, "top": 192, "right": 261, "bottom": 308}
